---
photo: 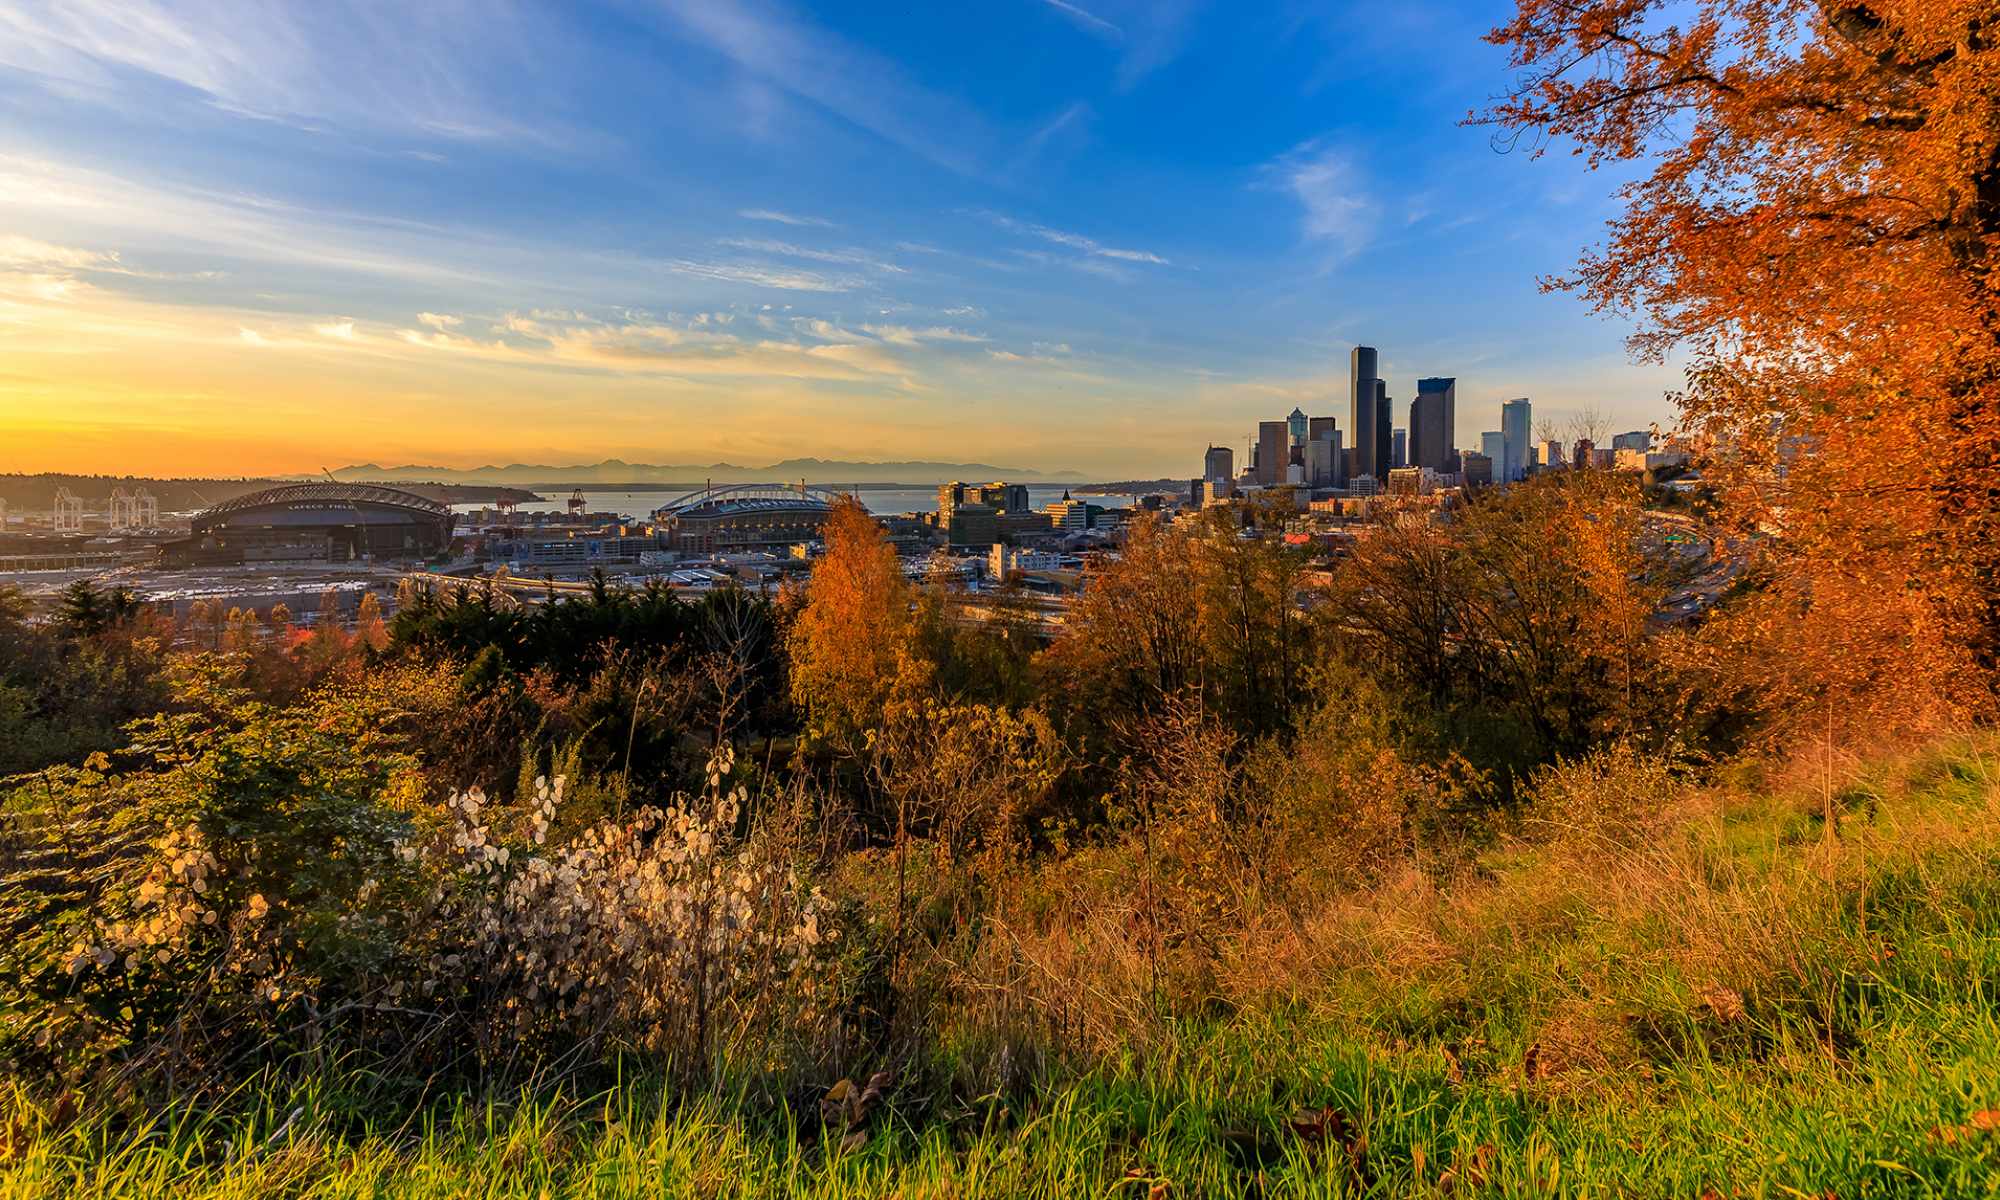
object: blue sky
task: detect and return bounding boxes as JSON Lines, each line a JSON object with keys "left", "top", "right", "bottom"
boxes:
{"left": 0, "top": 0, "right": 1675, "bottom": 478}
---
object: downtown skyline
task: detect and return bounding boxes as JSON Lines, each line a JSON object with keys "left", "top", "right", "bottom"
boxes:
{"left": 0, "top": 0, "right": 1676, "bottom": 479}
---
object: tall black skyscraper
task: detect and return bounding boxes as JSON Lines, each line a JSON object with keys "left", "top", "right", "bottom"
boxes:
{"left": 1203, "top": 444, "right": 1233, "bottom": 482}
{"left": 1350, "top": 346, "right": 1380, "bottom": 482}
{"left": 1256, "top": 420, "right": 1287, "bottom": 486}
{"left": 1374, "top": 378, "right": 1391, "bottom": 483}
{"left": 1409, "top": 377, "right": 1457, "bottom": 472}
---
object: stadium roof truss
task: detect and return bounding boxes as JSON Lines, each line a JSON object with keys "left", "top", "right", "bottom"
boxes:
{"left": 651, "top": 482, "right": 861, "bottom": 520}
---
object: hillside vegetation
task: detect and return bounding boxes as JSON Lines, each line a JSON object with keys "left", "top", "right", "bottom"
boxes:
{"left": 13, "top": 0, "right": 2000, "bottom": 1192}
{"left": 3, "top": 734, "right": 1996, "bottom": 1197}
{"left": 0, "top": 476, "right": 1995, "bottom": 1196}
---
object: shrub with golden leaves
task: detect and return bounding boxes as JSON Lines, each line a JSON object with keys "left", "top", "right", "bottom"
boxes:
{"left": 1520, "top": 741, "right": 1687, "bottom": 852}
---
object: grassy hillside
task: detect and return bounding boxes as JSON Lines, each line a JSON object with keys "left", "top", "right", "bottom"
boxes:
{"left": 6, "top": 737, "right": 1997, "bottom": 1197}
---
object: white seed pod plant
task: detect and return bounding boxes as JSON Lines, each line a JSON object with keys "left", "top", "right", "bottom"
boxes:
{"left": 463, "top": 748, "right": 839, "bottom": 1061}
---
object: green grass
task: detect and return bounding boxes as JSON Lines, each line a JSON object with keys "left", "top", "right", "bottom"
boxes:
{"left": 8, "top": 738, "right": 2000, "bottom": 1197}
{"left": 6, "top": 1016, "right": 1998, "bottom": 1198}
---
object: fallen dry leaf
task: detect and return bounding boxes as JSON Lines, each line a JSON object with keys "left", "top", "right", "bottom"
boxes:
{"left": 818, "top": 1078, "right": 853, "bottom": 1128}
{"left": 1285, "top": 1105, "right": 1354, "bottom": 1147}
{"left": 1700, "top": 986, "right": 1746, "bottom": 1023}
{"left": 1441, "top": 1046, "right": 1464, "bottom": 1084}
{"left": 1438, "top": 1142, "right": 1496, "bottom": 1195}
{"left": 819, "top": 1069, "right": 895, "bottom": 1135}
{"left": 1932, "top": 1109, "right": 2000, "bottom": 1145}
{"left": 1283, "top": 1106, "right": 1370, "bottom": 1183}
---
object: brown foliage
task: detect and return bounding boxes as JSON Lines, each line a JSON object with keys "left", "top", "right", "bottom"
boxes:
{"left": 867, "top": 688, "right": 1067, "bottom": 866}
{"left": 1042, "top": 514, "right": 1204, "bottom": 727}
{"left": 1333, "top": 506, "right": 1464, "bottom": 703}
{"left": 1335, "top": 475, "right": 1684, "bottom": 761}
{"left": 1045, "top": 510, "right": 1317, "bottom": 749}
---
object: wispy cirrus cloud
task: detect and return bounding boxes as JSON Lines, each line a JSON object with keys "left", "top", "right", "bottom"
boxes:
{"left": 1113, "top": 0, "right": 1200, "bottom": 89}
{"left": 658, "top": 257, "right": 864, "bottom": 293}
{"left": 859, "top": 323, "right": 987, "bottom": 346}
{"left": 979, "top": 211, "right": 1169, "bottom": 268}
{"left": 0, "top": 0, "right": 588, "bottom": 146}
{"left": 0, "top": 233, "right": 220, "bottom": 287}
{"left": 984, "top": 343, "right": 1104, "bottom": 378}
{"left": 0, "top": 235, "right": 135, "bottom": 305}
{"left": 1015, "top": 101, "right": 1093, "bottom": 169}
{"left": 716, "top": 237, "right": 905, "bottom": 273}
{"left": 647, "top": 0, "right": 997, "bottom": 178}
{"left": 0, "top": 234, "right": 118, "bottom": 270}
{"left": 1010, "top": 248, "right": 1132, "bottom": 281}
{"left": 1039, "top": 0, "right": 1122, "bottom": 39}
{"left": 0, "top": 154, "right": 500, "bottom": 287}
{"left": 791, "top": 317, "right": 986, "bottom": 349}
{"left": 1029, "top": 0, "right": 1198, "bottom": 91}
{"left": 0, "top": 153, "right": 889, "bottom": 314}
{"left": 792, "top": 317, "right": 858, "bottom": 342}
{"left": 739, "top": 208, "right": 833, "bottom": 227}
{"left": 389, "top": 307, "right": 918, "bottom": 386}
{"left": 1263, "top": 137, "right": 1378, "bottom": 260}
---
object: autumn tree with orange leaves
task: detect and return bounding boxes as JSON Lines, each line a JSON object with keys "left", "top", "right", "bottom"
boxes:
{"left": 786, "top": 495, "right": 913, "bottom": 757}
{"left": 1482, "top": 0, "right": 2000, "bottom": 742}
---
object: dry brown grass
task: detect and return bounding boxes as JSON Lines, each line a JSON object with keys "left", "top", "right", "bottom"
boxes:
{"left": 947, "top": 733, "right": 2000, "bottom": 1093}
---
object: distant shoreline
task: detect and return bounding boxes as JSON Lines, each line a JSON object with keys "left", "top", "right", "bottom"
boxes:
{"left": 437, "top": 480, "right": 1114, "bottom": 493}
{"left": 0, "top": 473, "right": 1171, "bottom": 511}
{"left": 1071, "top": 479, "right": 1186, "bottom": 496}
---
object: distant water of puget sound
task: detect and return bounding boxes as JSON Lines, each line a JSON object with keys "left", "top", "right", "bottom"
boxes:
{"left": 451, "top": 485, "right": 1135, "bottom": 520}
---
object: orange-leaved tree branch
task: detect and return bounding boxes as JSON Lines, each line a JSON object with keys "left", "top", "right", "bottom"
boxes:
{"left": 1480, "top": 0, "right": 2000, "bottom": 743}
